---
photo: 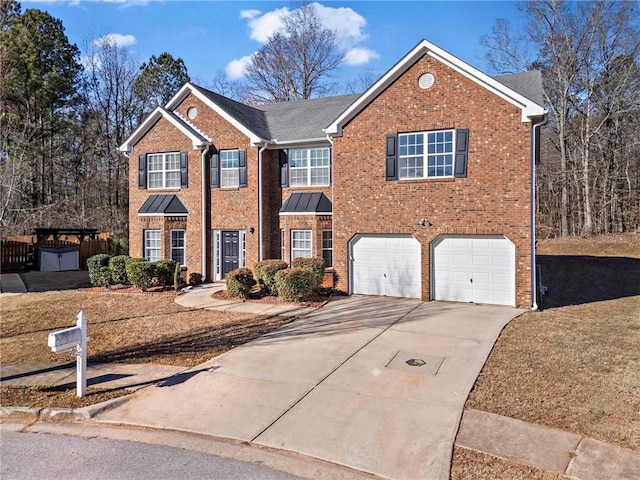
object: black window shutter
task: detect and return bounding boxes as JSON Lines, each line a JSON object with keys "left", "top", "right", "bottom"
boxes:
{"left": 138, "top": 154, "right": 147, "bottom": 189}
{"left": 180, "top": 151, "right": 188, "bottom": 187}
{"left": 279, "top": 149, "right": 289, "bottom": 187}
{"left": 238, "top": 149, "right": 247, "bottom": 187}
{"left": 385, "top": 135, "right": 398, "bottom": 180}
{"left": 210, "top": 153, "right": 219, "bottom": 188}
{"left": 454, "top": 129, "right": 469, "bottom": 178}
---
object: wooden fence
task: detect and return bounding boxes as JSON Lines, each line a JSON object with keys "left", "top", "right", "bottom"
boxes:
{"left": 1, "top": 236, "right": 114, "bottom": 271}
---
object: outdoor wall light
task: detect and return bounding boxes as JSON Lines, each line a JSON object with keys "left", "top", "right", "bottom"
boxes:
{"left": 248, "top": 226, "right": 255, "bottom": 234}
{"left": 419, "top": 218, "right": 431, "bottom": 227}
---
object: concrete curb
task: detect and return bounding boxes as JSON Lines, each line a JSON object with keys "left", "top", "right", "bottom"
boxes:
{"left": 1, "top": 395, "right": 131, "bottom": 423}
{"left": 455, "top": 409, "right": 640, "bottom": 480}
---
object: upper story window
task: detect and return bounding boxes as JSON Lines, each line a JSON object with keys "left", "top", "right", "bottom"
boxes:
{"left": 148, "top": 152, "right": 181, "bottom": 189}
{"left": 220, "top": 150, "right": 240, "bottom": 188}
{"left": 211, "top": 149, "right": 247, "bottom": 189}
{"left": 289, "top": 147, "right": 330, "bottom": 186}
{"left": 398, "top": 130, "right": 454, "bottom": 179}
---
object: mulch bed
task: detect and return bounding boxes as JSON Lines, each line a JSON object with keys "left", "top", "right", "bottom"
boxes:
{"left": 212, "top": 289, "right": 331, "bottom": 309}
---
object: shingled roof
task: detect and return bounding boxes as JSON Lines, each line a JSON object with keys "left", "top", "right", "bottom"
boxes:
{"left": 187, "top": 69, "right": 543, "bottom": 146}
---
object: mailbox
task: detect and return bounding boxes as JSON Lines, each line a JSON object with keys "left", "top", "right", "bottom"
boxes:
{"left": 47, "top": 311, "right": 89, "bottom": 397}
{"left": 48, "top": 326, "right": 83, "bottom": 352}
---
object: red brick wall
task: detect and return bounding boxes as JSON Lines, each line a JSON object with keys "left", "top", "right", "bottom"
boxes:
{"left": 129, "top": 117, "right": 205, "bottom": 277}
{"left": 331, "top": 54, "right": 533, "bottom": 306}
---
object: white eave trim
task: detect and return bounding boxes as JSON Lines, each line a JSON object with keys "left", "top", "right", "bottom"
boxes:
{"left": 167, "top": 83, "right": 264, "bottom": 145}
{"left": 325, "top": 39, "right": 546, "bottom": 135}
{"left": 119, "top": 106, "right": 210, "bottom": 154}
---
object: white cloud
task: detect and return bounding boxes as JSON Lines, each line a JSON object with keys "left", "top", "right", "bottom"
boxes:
{"left": 312, "top": 3, "right": 367, "bottom": 45}
{"left": 226, "top": 54, "right": 254, "bottom": 80}
{"left": 343, "top": 47, "right": 379, "bottom": 66}
{"left": 240, "top": 9, "right": 261, "bottom": 20}
{"left": 236, "top": 2, "right": 378, "bottom": 72}
{"left": 243, "top": 7, "right": 289, "bottom": 44}
{"left": 92, "top": 33, "right": 137, "bottom": 48}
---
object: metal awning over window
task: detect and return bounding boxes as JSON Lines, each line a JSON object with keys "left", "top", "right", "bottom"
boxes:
{"left": 279, "top": 192, "right": 332, "bottom": 215}
{"left": 138, "top": 195, "right": 188, "bottom": 216}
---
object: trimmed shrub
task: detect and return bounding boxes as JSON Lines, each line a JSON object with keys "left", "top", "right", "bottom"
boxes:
{"left": 126, "top": 259, "right": 156, "bottom": 290}
{"left": 254, "top": 259, "right": 288, "bottom": 296}
{"left": 189, "top": 272, "right": 203, "bottom": 286}
{"left": 275, "top": 268, "right": 315, "bottom": 302}
{"left": 108, "top": 255, "right": 129, "bottom": 284}
{"left": 155, "top": 259, "right": 177, "bottom": 286}
{"left": 226, "top": 268, "right": 256, "bottom": 299}
{"left": 87, "top": 254, "right": 111, "bottom": 286}
{"left": 97, "top": 266, "right": 113, "bottom": 287}
{"left": 291, "top": 257, "right": 325, "bottom": 290}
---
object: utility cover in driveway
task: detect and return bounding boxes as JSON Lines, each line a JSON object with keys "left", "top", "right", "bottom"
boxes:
{"left": 386, "top": 351, "right": 445, "bottom": 376}
{"left": 350, "top": 234, "right": 421, "bottom": 298}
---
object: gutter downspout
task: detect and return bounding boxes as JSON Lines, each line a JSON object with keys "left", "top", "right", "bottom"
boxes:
{"left": 201, "top": 145, "right": 212, "bottom": 279}
{"left": 258, "top": 142, "right": 270, "bottom": 261}
{"left": 530, "top": 112, "right": 548, "bottom": 311}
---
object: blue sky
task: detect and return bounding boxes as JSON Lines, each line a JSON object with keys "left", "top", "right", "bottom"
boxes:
{"left": 21, "top": 1, "right": 527, "bottom": 90}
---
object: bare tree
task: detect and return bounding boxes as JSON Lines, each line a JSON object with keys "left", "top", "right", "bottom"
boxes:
{"left": 81, "top": 34, "right": 141, "bottom": 235}
{"left": 482, "top": 0, "right": 640, "bottom": 236}
{"left": 344, "top": 68, "right": 378, "bottom": 94}
{"left": 245, "top": 2, "right": 343, "bottom": 102}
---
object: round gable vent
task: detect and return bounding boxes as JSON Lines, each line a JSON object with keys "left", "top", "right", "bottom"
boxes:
{"left": 187, "top": 107, "right": 198, "bottom": 119}
{"left": 418, "top": 73, "right": 435, "bottom": 90}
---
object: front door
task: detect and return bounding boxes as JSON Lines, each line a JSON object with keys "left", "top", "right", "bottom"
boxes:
{"left": 222, "top": 231, "right": 240, "bottom": 277}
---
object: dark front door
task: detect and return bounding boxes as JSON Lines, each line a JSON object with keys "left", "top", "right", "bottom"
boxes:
{"left": 222, "top": 231, "right": 240, "bottom": 277}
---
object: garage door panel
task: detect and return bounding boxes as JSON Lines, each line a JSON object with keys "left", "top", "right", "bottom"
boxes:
{"left": 350, "top": 235, "right": 421, "bottom": 299}
{"left": 432, "top": 236, "right": 515, "bottom": 307}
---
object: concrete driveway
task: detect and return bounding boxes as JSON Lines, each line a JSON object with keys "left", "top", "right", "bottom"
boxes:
{"left": 96, "top": 296, "right": 522, "bottom": 480}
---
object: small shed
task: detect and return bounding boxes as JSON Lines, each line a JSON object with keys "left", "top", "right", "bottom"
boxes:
{"left": 39, "top": 247, "right": 80, "bottom": 272}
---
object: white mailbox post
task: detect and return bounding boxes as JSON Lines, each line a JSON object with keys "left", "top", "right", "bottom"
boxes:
{"left": 47, "top": 311, "right": 89, "bottom": 397}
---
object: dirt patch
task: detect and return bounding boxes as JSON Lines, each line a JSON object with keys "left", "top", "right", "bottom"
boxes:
{"left": 0, "top": 289, "right": 293, "bottom": 408}
{"left": 0, "top": 385, "right": 130, "bottom": 408}
{"left": 536, "top": 233, "right": 640, "bottom": 258}
{"left": 451, "top": 447, "right": 569, "bottom": 480}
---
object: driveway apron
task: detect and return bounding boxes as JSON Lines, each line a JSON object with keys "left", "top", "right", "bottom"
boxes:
{"left": 96, "top": 296, "right": 522, "bottom": 480}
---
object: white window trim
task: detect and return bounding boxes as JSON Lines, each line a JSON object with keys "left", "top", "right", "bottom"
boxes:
{"left": 144, "top": 229, "right": 161, "bottom": 262}
{"left": 321, "top": 230, "right": 333, "bottom": 268}
{"left": 291, "top": 229, "right": 312, "bottom": 261}
{"left": 170, "top": 229, "right": 186, "bottom": 266}
{"left": 289, "top": 147, "right": 331, "bottom": 187}
{"left": 220, "top": 150, "right": 240, "bottom": 188}
{"left": 148, "top": 152, "right": 181, "bottom": 189}
{"left": 398, "top": 129, "right": 455, "bottom": 180}
{"left": 281, "top": 229, "right": 286, "bottom": 261}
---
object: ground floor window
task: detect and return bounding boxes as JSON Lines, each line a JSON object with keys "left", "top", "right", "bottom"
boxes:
{"left": 322, "top": 230, "right": 333, "bottom": 268}
{"left": 144, "top": 229, "right": 161, "bottom": 262}
{"left": 170, "top": 229, "right": 185, "bottom": 266}
{"left": 291, "top": 230, "right": 312, "bottom": 260}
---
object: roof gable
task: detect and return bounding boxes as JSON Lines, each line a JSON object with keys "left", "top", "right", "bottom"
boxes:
{"left": 167, "top": 83, "right": 266, "bottom": 144}
{"left": 119, "top": 106, "right": 210, "bottom": 154}
{"left": 325, "top": 39, "right": 546, "bottom": 135}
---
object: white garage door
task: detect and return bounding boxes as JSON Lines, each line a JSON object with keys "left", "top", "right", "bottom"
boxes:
{"left": 432, "top": 236, "right": 515, "bottom": 306}
{"left": 350, "top": 235, "right": 421, "bottom": 298}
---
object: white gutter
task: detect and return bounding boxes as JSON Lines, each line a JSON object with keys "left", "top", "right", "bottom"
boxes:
{"left": 201, "top": 144, "right": 212, "bottom": 278}
{"left": 258, "top": 142, "right": 271, "bottom": 261}
{"left": 530, "top": 112, "right": 549, "bottom": 311}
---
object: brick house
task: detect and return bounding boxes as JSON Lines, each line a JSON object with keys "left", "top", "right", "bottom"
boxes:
{"left": 120, "top": 39, "right": 547, "bottom": 308}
